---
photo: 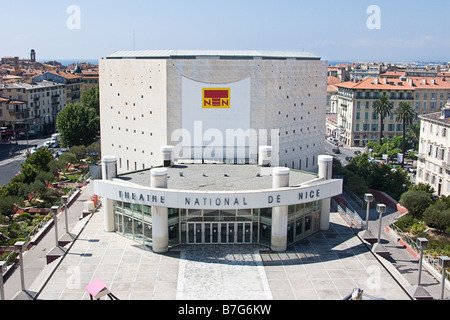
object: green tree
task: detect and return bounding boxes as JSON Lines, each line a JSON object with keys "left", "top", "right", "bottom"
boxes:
{"left": 81, "top": 86, "right": 99, "bottom": 115}
{"left": 423, "top": 201, "right": 450, "bottom": 233}
{"left": 70, "top": 145, "right": 88, "bottom": 161}
{"left": 0, "top": 196, "right": 24, "bottom": 221}
{"left": 56, "top": 103, "right": 100, "bottom": 148}
{"left": 372, "top": 94, "right": 393, "bottom": 145}
{"left": 24, "top": 147, "right": 54, "bottom": 173}
{"left": 407, "top": 124, "right": 421, "bottom": 151}
{"left": 399, "top": 190, "right": 433, "bottom": 218}
{"left": 394, "top": 102, "right": 416, "bottom": 167}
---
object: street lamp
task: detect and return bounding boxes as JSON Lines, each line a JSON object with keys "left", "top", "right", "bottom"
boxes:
{"left": 417, "top": 238, "right": 429, "bottom": 286}
{"left": 58, "top": 195, "right": 75, "bottom": 246}
{"left": 0, "top": 261, "right": 6, "bottom": 300}
{"left": 372, "top": 204, "right": 389, "bottom": 259}
{"left": 364, "top": 193, "right": 373, "bottom": 231}
{"left": 376, "top": 204, "right": 386, "bottom": 245}
{"left": 14, "top": 242, "right": 26, "bottom": 292}
{"left": 362, "top": 193, "right": 377, "bottom": 244}
{"left": 406, "top": 237, "right": 432, "bottom": 299}
{"left": 439, "top": 256, "right": 450, "bottom": 300}
{"left": 46, "top": 206, "right": 67, "bottom": 264}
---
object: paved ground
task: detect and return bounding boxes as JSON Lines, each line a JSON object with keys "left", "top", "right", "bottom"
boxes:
{"left": 30, "top": 204, "right": 410, "bottom": 300}
{"left": 4, "top": 183, "right": 449, "bottom": 301}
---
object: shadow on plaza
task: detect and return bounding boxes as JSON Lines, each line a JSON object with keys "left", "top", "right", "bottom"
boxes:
{"left": 153, "top": 222, "right": 376, "bottom": 268}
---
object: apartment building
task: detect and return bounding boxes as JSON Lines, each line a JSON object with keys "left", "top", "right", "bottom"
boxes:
{"left": 336, "top": 77, "right": 414, "bottom": 146}
{"left": 416, "top": 103, "right": 450, "bottom": 196}
{"left": 0, "top": 81, "right": 66, "bottom": 138}
{"left": 32, "top": 71, "right": 83, "bottom": 105}
{"left": 336, "top": 76, "right": 450, "bottom": 147}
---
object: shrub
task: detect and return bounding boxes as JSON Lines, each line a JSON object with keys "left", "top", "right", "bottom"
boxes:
{"left": 423, "top": 201, "right": 450, "bottom": 233}
{"left": 399, "top": 190, "right": 433, "bottom": 218}
{"left": 411, "top": 220, "right": 427, "bottom": 235}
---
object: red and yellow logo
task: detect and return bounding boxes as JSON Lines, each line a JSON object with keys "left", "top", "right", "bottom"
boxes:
{"left": 202, "top": 88, "right": 230, "bottom": 109}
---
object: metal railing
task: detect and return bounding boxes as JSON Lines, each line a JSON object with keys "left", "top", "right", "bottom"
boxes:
{"left": 389, "top": 222, "right": 450, "bottom": 281}
{"left": 332, "top": 198, "right": 366, "bottom": 230}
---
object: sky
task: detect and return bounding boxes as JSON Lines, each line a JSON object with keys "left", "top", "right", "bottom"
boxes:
{"left": 1, "top": 0, "right": 450, "bottom": 63}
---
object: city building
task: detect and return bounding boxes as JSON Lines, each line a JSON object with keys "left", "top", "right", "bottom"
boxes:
{"left": 92, "top": 50, "right": 342, "bottom": 253}
{"left": 349, "top": 63, "right": 382, "bottom": 81}
{"left": 81, "top": 69, "right": 99, "bottom": 92}
{"left": 0, "top": 80, "right": 66, "bottom": 138}
{"left": 32, "top": 70, "right": 83, "bottom": 105}
{"left": 416, "top": 102, "right": 450, "bottom": 196}
{"left": 336, "top": 76, "right": 450, "bottom": 147}
{"left": 336, "top": 77, "right": 414, "bottom": 146}
{"left": 99, "top": 50, "right": 327, "bottom": 173}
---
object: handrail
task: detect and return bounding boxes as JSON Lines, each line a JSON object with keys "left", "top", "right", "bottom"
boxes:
{"left": 332, "top": 198, "right": 366, "bottom": 230}
{"left": 389, "top": 222, "right": 450, "bottom": 281}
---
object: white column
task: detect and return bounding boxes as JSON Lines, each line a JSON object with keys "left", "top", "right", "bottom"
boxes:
{"left": 271, "top": 167, "right": 290, "bottom": 252}
{"left": 102, "top": 156, "right": 117, "bottom": 232}
{"left": 151, "top": 168, "right": 169, "bottom": 253}
{"left": 318, "top": 155, "right": 333, "bottom": 231}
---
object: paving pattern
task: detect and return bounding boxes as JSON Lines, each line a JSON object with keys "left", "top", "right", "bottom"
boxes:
{"left": 36, "top": 209, "right": 411, "bottom": 300}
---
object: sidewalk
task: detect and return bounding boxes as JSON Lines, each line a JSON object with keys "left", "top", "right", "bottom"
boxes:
{"left": 2, "top": 184, "right": 93, "bottom": 300}
{"left": 340, "top": 191, "right": 450, "bottom": 300}
{"left": 3, "top": 185, "right": 448, "bottom": 300}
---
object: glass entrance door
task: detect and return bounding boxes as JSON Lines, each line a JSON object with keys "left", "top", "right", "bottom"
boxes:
{"left": 187, "top": 223, "right": 203, "bottom": 244}
{"left": 187, "top": 222, "right": 252, "bottom": 244}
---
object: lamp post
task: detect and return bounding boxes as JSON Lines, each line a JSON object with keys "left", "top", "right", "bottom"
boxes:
{"left": 46, "top": 206, "right": 67, "bottom": 264}
{"left": 376, "top": 204, "right": 386, "bottom": 245}
{"left": 362, "top": 193, "right": 377, "bottom": 244}
{"left": 406, "top": 238, "right": 433, "bottom": 299}
{"left": 14, "top": 242, "right": 26, "bottom": 292}
{"left": 372, "top": 204, "right": 389, "bottom": 259}
{"left": 364, "top": 193, "right": 373, "bottom": 231}
{"left": 417, "top": 238, "right": 429, "bottom": 286}
{"left": 59, "top": 195, "right": 75, "bottom": 246}
{"left": 0, "top": 261, "right": 6, "bottom": 300}
{"left": 439, "top": 256, "right": 450, "bottom": 300}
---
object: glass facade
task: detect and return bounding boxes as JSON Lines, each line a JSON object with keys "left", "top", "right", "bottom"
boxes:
{"left": 113, "top": 200, "right": 322, "bottom": 248}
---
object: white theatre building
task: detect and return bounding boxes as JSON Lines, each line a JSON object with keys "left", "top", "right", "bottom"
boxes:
{"left": 93, "top": 50, "right": 343, "bottom": 253}
{"left": 99, "top": 50, "right": 327, "bottom": 173}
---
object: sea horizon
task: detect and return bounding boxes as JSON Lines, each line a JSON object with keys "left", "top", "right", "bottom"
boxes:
{"left": 38, "top": 59, "right": 99, "bottom": 66}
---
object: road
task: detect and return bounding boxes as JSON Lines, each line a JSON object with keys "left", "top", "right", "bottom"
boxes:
{"left": 0, "top": 136, "right": 54, "bottom": 186}
{"left": 323, "top": 139, "right": 365, "bottom": 166}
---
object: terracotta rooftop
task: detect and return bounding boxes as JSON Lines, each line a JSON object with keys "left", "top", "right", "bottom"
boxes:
{"left": 337, "top": 77, "right": 414, "bottom": 91}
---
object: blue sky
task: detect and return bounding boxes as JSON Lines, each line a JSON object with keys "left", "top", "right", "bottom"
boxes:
{"left": 1, "top": 0, "right": 449, "bottom": 63}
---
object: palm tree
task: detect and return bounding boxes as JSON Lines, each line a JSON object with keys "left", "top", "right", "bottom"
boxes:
{"left": 372, "top": 94, "right": 393, "bottom": 145}
{"left": 406, "top": 123, "right": 420, "bottom": 151}
{"left": 394, "top": 101, "right": 416, "bottom": 168}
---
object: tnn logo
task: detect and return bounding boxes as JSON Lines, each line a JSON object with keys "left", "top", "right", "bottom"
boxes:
{"left": 203, "top": 88, "right": 230, "bottom": 108}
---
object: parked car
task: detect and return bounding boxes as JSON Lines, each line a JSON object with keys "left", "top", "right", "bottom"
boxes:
{"left": 332, "top": 148, "right": 341, "bottom": 154}
{"left": 354, "top": 150, "right": 362, "bottom": 155}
